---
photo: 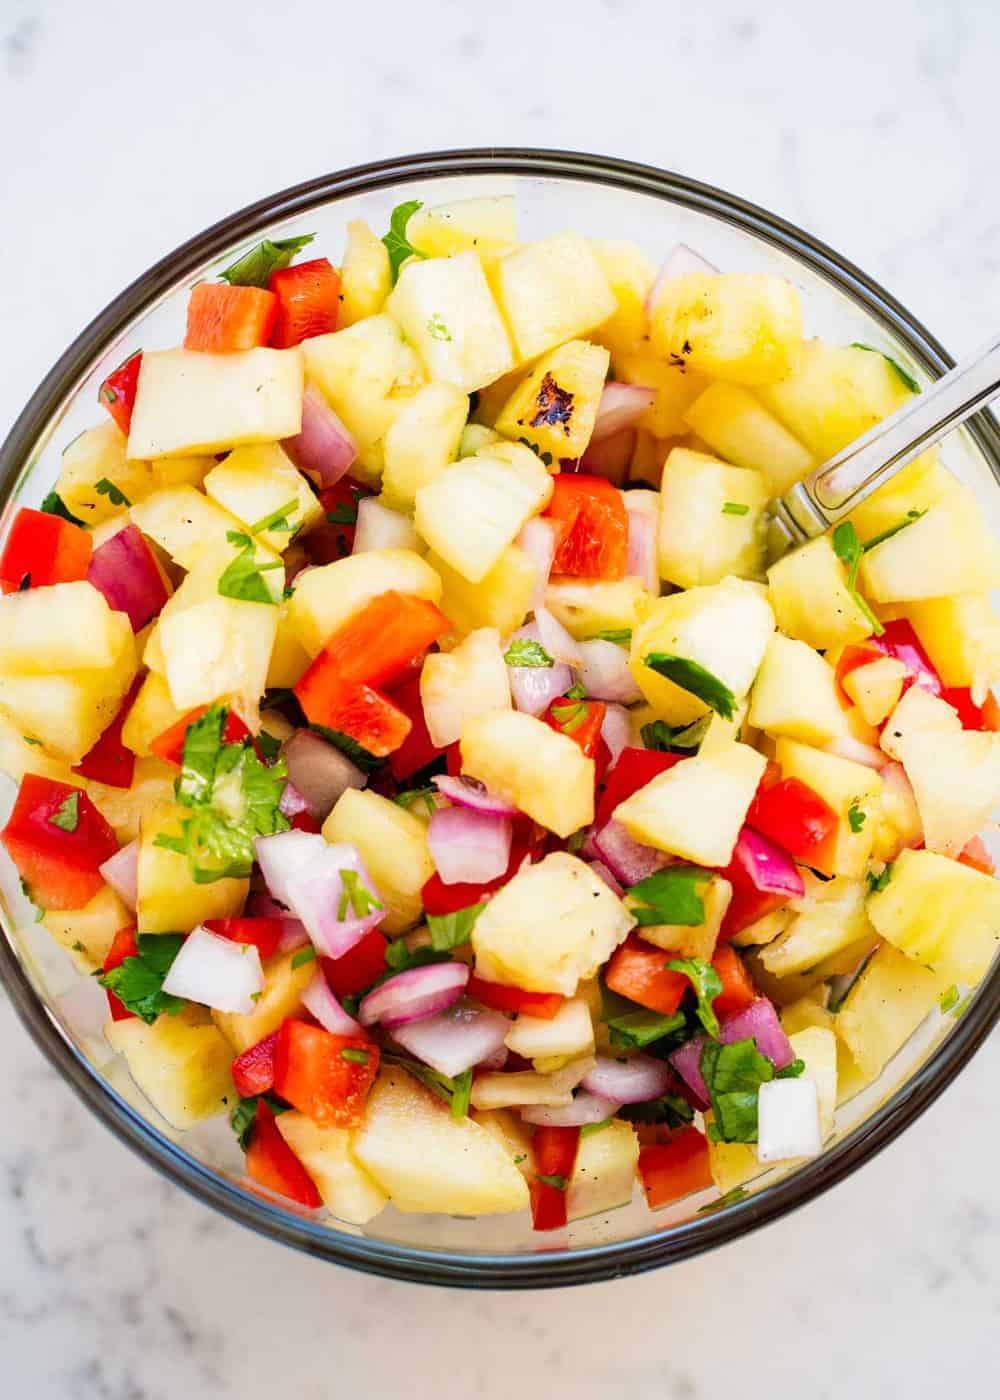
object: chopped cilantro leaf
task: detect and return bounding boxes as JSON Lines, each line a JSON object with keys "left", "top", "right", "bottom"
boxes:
{"left": 850, "top": 343, "right": 920, "bottom": 394}
{"left": 340, "top": 1047, "right": 370, "bottom": 1065}
{"left": 450, "top": 1069, "right": 473, "bottom": 1120}
{"left": 641, "top": 714, "right": 711, "bottom": 754}
{"left": 621, "top": 1093, "right": 694, "bottom": 1129}
{"left": 229, "top": 1091, "right": 289, "bottom": 1150}
{"left": 94, "top": 478, "right": 131, "bottom": 507}
{"left": 249, "top": 498, "right": 300, "bottom": 536}
{"left": 221, "top": 234, "right": 315, "bottom": 289}
{"left": 382, "top": 200, "right": 425, "bottom": 283}
{"left": 721, "top": 501, "right": 749, "bottom": 516}
{"left": 847, "top": 801, "right": 866, "bottom": 833}
{"left": 698, "top": 1186, "right": 747, "bottom": 1213}
{"left": 580, "top": 1118, "right": 614, "bottom": 1137}
{"left": 426, "top": 314, "right": 452, "bottom": 342}
{"left": 587, "top": 628, "right": 632, "bottom": 644}
{"left": 700, "top": 1036, "right": 778, "bottom": 1143}
{"left": 40, "top": 491, "right": 84, "bottom": 526}
{"left": 382, "top": 943, "right": 451, "bottom": 979}
{"left": 550, "top": 682, "right": 591, "bottom": 731}
{"left": 665, "top": 956, "right": 724, "bottom": 1037}
{"left": 290, "top": 945, "right": 317, "bottom": 970}
{"left": 22, "top": 735, "right": 42, "bottom": 746}
{"left": 627, "top": 865, "right": 712, "bottom": 929}
{"left": 325, "top": 502, "right": 358, "bottom": 525}
{"left": 861, "top": 509, "right": 926, "bottom": 552}
{"left": 49, "top": 791, "right": 80, "bottom": 833}
{"left": 381, "top": 1052, "right": 460, "bottom": 1107}
{"left": 427, "top": 902, "right": 485, "bottom": 951}
{"left": 336, "top": 869, "right": 383, "bottom": 921}
{"left": 503, "top": 638, "right": 554, "bottom": 668}
{"left": 536, "top": 1173, "right": 568, "bottom": 1191}
{"left": 607, "top": 1007, "right": 686, "bottom": 1050}
{"left": 218, "top": 536, "right": 282, "bottom": 605}
{"left": 642, "top": 653, "right": 736, "bottom": 719}
{"left": 866, "top": 864, "right": 893, "bottom": 895}
{"left": 831, "top": 521, "right": 884, "bottom": 636}
{"left": 98, "top": 933, "right": 186, "bottom": 1025}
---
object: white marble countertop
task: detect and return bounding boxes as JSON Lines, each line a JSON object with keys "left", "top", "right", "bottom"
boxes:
{"left": 1, "top": 1, "right": 997, "bottom": 1394}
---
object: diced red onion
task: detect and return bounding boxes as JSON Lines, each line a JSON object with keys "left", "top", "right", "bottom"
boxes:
{"left": 587, "top": 859, "right": 625, "bottom": 896}
{"left": 161, "top": 925, "right": 264, "bottom": 1014}
{"left": 535, "top": 607, "right": 584, "bottom": 667}
{"left": 255, "top": 831, "right": 386, "bottom": 958}
{"left": 99, "top": 839, "right": 138, "bottom": 910}
{"left": 244, "top": 891, "right": 309, "bottom": 952}
{"left": 283, "top": 383, "right": 357, "bottom": 488}
{"left": 645, "top": 242, "right": 719, "bottom": 316}
{"left": 516, "top": 518, "right": 558, "bottom": 613}
{"left": 353, "top": 497, "right": 422, "bottom": 554}
{"left": 278, "top": 780, "right": 310, "bottom": 819}
{"left": 506, "top": 622, "right": 572, "bottom": 716}
{"left": 479, "top": 1043, "right": 509, "bottom": 1072}
{"left": 359, "top": 961, "right": 470, "bottom": 1029}
{"left": 600, "top": 704, "right": 632, "bottom": 770}
{"left": 301, "top": 967, "right": 362, "bottom": 1036}
{"left": 623, "top": 496, "right": 659, "bottom": 594}
{"left": 520, "top": 1091, "right": 619, "bottom": 1126}
{"left": 428, "top": 804, "right": 512, "bottom": 886}
{"left": 579, "top": 426, "right": 635, "bottom": 485}
{"left": 87, "top": 523, "right": 168, "bottom": 631}
{"left": 578, "top": 825, "right": 602, "bottom": 862}
{"left": 390, "top": 1000, "right": 511, "bottom": 1078}
{"left": 823, "top": 735, "right": 888, "bottom": 770}
{"left": 593, "top": 819, "right": 672, "bottom": 886}
{"left": 720, "top": 998, "right": 794, "bottom": 1070}
{"left": 591, "top": 383, "right": 656, "bottom": 442}
{"left": 254, "top": 830, "right": 327, "bottom": 908}
{"left": 582, "top": 1054, "right": 673, "bottom": 1104}
{"left": 577, "top": 638, "right": 642, "bottom": 704}
{"left": 732, "top": 827, "right": 805, "bottom": 899}
{"left": 283, "top": 728, "right": 366, "bottom": 822}
{"left": 432, "top": 774, "right": 519, "bottom": 817}
{"left": 669, "top": 1038, "right": 710, "bottom": 1108}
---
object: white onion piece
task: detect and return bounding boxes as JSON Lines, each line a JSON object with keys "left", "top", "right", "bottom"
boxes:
{"left": 600, "top": 704, "right": 632, "bottom": 770}
{"left": 577, "top": 638, "right": 642, "bottom": 703}
{"left": 301, "top": 968, "right": 363, "bottom": 1036}
{"left": 520, "top": 1092, "right": 620, "bottom": 1126}
{"left": 256, "top": 832, "right": 386, "bottom": 958}
{"left": 756, "top": 1077, "right": 822, "bottom": 1163}
{"left": 99, "top": 840, "right": 138, "bottom": 911}
{"left": 582, "top": 1053, "right": 674, "bottom": 1104}
{"left": 254, "top": 830, "right": 327, "bottom": 909}
{"left": 591, "top": 383, "right": 656, "bottom": 442}
{"left": 516, "top": 518, "right": 558, "bottom": 613}
{"left": 283, "top": 728, "right": 366, "bottom": 821}
{"left": 390, "top": 1001, "right": 511, "bottom": 1078}
{"left": 161, "top": 925, "right": 264, "bottom": 1014}
{"left": 506, "top": 621, "right": 572, "bottom": 716}
{"left": 353, "top": 496, "right": 422, "bottom": 554}
{"left": 587, "top": 859, "right": 625, "bottom": 897}
{"left": 283, "top": 383, "right": 357, "bottom": 487}
{"left": 432, "top": 774, "right": 519, "bottom": 816}
{"left": 428, "top": 805, "right": 512, "bottom": 886}
{"left": 535, "top": 607, "right": 584, "bottom": 667}
{"left": 579, "top": 426, "right": 635, "bottom": 485}
{"left": 823, "top": 735, "right": 888, "bottom": 770}
{"left": 278, "top": 780, "right": 310, "bottom": 819}
{"left": 645, "top": 241, "right": 719, "bottom": 316}
{"left": 623, "top": 500, "right": 659, "bottom": 595}
{"left": 359, "top": 961, "right": 470, "bottom": 1029}
{"left": 593, "top": 819, "right": 671, "bottom": 885}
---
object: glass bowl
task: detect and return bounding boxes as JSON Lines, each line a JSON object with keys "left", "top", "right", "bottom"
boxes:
{"left": 0, "top": 149, "right": 997, "bottom": 1289}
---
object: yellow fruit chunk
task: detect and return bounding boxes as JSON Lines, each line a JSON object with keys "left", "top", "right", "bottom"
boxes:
{"left": 137, "top": 799, "right": 248, "bottom": 935}
{"left": 339, "top": 219, "right": 392, "bottom": 327}
{"left": 494, "top": 233, "right": 617, "bottom": 362}
{"left": 203, "top": 443, "right": 321, "bottom": 553}
{"left": 84, "top": 756, "right": 177, "bottom": 845}
{"left": 899, "top": 731, "right": 1000, "bottom": 858}
{"left": 767, "top": 536, "right": 873, "bottom": 651}
{"left": 749, "top": 633, "right": 849, "bottom": 745}
{"left": 567, "top": 1119, "right": 639, "bottom": 1222}
{"left": 105, "top": 1005, "right": 234, "bottom": 1129}
{"left": 276, "top": 1113, "right": 387, "bottom": 1225}
{"left": 323, "top": 788, "right": 432, "bottom": 935}
{"left": 905, "top": 593, "right": 1000, "bottom": 689}
{"left": 788, "top": 1026, "right": 838, "bottom": 1139}
{"left": 836, "top": 939, "right": 949, "bottom": 1078}
{"left": 287, "top": 548, "right": 442, "bottom": 656}
{"left": 408, "top": 195, "right": 517, "bottom": 266}
{"left": 656, "top": 447, "right": 769, "bottom": 588}
{"left": 773, "top": 739, "right": 882, "bottom": 878}
{"left": 859, "top": 489, "right": 1000, "bottom": 601}
{"left": 496, "top": 340, "right": 610, "bottom": 462}
{"left": 504, "top": 996, "right": 595, "bottom": 1062}
{"left": 379, "top": 382, "right": 468, "bottom": 511}
{"left": 428, "top": 544, "right": 535, "bottom": 638}
{"left": 43, "top": 886, "right": 131, "bottom": 973}
{"left": 589, "top": 238, "right": 656, "bottom": 363}
{"left": 760, "top": 878, "right": 874, "bottom": 979}
{"left": 842, "top": 657, "right": 907, "bottom": 727}
{"left": 650, "top": 272, "right": 803, "bottom": 385}
{"left": 0, "top": 581, "right": 129, "bottom": 675}
{"left": 56, "top": 420, "right": 154, "bottom": 524}
{"left": 634, "top": 875, "right": 732, "bottom": 961}
{"left": 879, "top": 686, "right": 960, "bottom": 763}
{"left": 683, "top": 382, "right": 814, "bottom": 494}
{"left": 461, "top": 711, "right": 595, "bottom": 838}
{"left": 130, "top": 485, "right": 247, "bottom": 572}
{"left": 544, "top": 576, "right": 646, "bottom": 640}
{"left": 121, "top": 673, "right": 185, "bottom": 757}
{"left": 842, "top": 452, "right": 957, "bottom": 541}
{"left": 420, "top": 627, "right": 510, "bottom": 748}
{"left": 213, "top": 949, "right": 316, "bottom": 1052}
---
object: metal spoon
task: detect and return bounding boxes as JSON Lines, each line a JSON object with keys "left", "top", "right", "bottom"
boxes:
{"left": 767, "top": 331, "right": 1000, "bottom": 559}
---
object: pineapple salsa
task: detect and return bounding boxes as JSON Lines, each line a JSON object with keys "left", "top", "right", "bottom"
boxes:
{"left": 2, "top": 194, "right": 1000, "bottom": 1231}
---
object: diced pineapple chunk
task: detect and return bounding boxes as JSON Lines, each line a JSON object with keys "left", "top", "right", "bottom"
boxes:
{"left": 616, "top": 743, "right": 766, "bottom": 867}
{"left": 842, "top": 657, "right": 907, "bottom": 727}
{"left": 56, "top": 420, "right": 154, "bottom": 524}
{"left": 137, "top": 799, "right": 248, "bottom": 934}
{"left": 650, "top": 272, "right": 803, "bottom": 385}
{"left": 707, "top": 1131, "right": 765, "bottom": 1195}
{"left": 105, "top": 1005, "right": 234, "bottom": 1129}
{"left": 323, "top": 788, "right": 432, "bottom": 935}
{"left": 760, "top": 878, "right": 874, "bottom": 978}
{"left": 842, "top": 452, "right": 957, "bottom": 541}
{"left": 757, "top": 340, "right": 913, "bottom": 460}
{"left": 415, "top": 444, "right": 552, "bottom": 583}
{"left": 472, "top": 852, "right": 633, "bottom": 995}
{"left": 470, "top": 1109, "right": 533, "bottom": 1177}
{"left": 43, "top": 885, "right": 130, "bottom": 973}
{"left": 504, "top": 995, "right": 595, "bottom": 1062}
{"left": 871, "top": 760, "right": 923, "bottom": 863}
{"left": 266, "top": 604, "right": 311, "bottom": 689}
{"left": 0, "top": 712, "right": 71, "bottom": 784}
{"left": 859, "top": 489, "right": 1000, "bottom": 601}
{"left": 493, "top": 233, "right": 617, "bottom": 362}
{"left": 898, "top": 731, "right": 1000, "bottom": 858}
{"left": 567, "top": 1119, "right": 639, "bottom": 1222}
{"left": 427, "top": 545, "right": 535, "bottom": 638}
{"left": 287, "top": 548, "right": 442, "bottom": 656}
{"left": 203, "top": 444, "right": 321, "bottom": 552}
{"left": 387, "top": 250, "right": 515, "bottom": 393}
{"left": 130, "top": 485, "right": 246, "bottom": 572}
{"left": 0, "top": 581, "right": 130, "bottom": 675}
{"left": 461, "top": 711, "right": 595, "bottom": 838}
{"left": 656, "top": 448, "right": 769, "bottom": 588}
{"left": 589, "top": 238, "right": 656, "bottom": 364}
{"left": 159, "top": 594, "right": 278, "bottom": 721}
{"left": 127, "top": 348, "right": 303, "bottom": 459}
{"left": 682, "top": 382, "right": 815, "bottom": 494}
{"left": 420, "top": 627, "right": 510, "bottom": 747}
{"left": 773, "top": 739, "right": 881, "bottom": 878}
{"left": 495, "top": 340, "right": 610, "bottom": 462}
{"left": 630, "top": 578, "right": 775, "bottom": 724}
{"left": 213, "top": 948, "right": 316, "bottom": 1052}
{"left": 879, "top": 686, "right": 960, "bottom": 763}
{"left": 836, "top": 939, "right": 949, "bottom": 1078}
{"left": 301, "top": 315, "right": 424, "bottom": 482}
{"left": 749, "top": 633, "right": 850, "bottom": 745}
{"left": 84, "top": 756, "right": 177, "bottom": 845}
{"left": 352, "top": 1065, "right": 529, "bottom": 1214}
{"left": 379, "top": 382, "right": 469, "bottom": 511}
{"left": 459, "top": 424, "right": 501, "bottom": 456}
{"left": 121, "top": 673, "right": 184, "bottom": 757}
{"left": 905, "top": 593, "right": 1000, "bottom": 689}
{"left": 470, "top": 1058, "right": 594, "bottom": 1110}
{"left": 276, "top": 1113, "right": 387, "bottom": 1225}
{"left": 767, "top": 536, "right": 873, "bottom": 651}
{"left": 339, "top": 219, "right": 392, "bottom": 327}
{"left": 633, "top": 875, "right": 731, "bottom": 960}
{"left": 544, "top": 576, "right": 647, "bottom": 640}
{"left": 788, "top": 1026, "right": 838, "bottom": 1139}
{"left": 407, "top": 195, "right": 518, "bottom": 266}
{"left": 150, "top": 454, "right": 215, "bottom": 491}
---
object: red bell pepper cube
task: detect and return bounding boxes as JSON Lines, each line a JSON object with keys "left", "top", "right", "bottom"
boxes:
{"left": 98, "top": 351, "right": 143, "bottom": 437}
{"left": 637, "top": 1126, "right": 712, "bottom": 1209}
{"left": 149, "top": 705, "right": 253, "bottom": 767}
{"left": 289, "top": 811, "right": 323, "bottom": 833}
{"left": 422, "top": 822, "right": 534, "bottom": 916}
{"left": 873, "top": 620, "right": 943, "bottom": 696}
{"left": 322, "top": 927, "right": 388, "bottom": 999}
{"left": 272, "top": 1018, "right": 379, "bottom": 1129}
{"left": 0, "top": 507, "right": 92, "bottom": 594}
{"left": 184, "top": 283, "right": 278, "bottom": 354}
{"left": 543, "top": 692, "right": 606, "bottom": 758}
{"left": 268, "top": 258, "right": 342, "bottom": 348}
{"left": 604, "top": 933, "right": 690, "bottom": 1015}
{"left": 1, "top": 775, "right": 120, "bottom": 910}
{"left": 204, "top": 917, "right": 285, "bottom": 960}
{"left": 710, "top": 945, "right": 757, "bottom": 1019}
{"left": 300, "top": 591, "right": 449, "bottom": 692}
{"left": 294, "top": 669, "right": 412, "bottom": 758}
{"left": 746, "top": 776, "right": 838, "bottom": 866}
{"left": 102, "top": 925, "right": 139, "bottom": 1022}
{"left": 597, "top": 747, "right": 683, "bottom": 826}
{"left": 940, "top": 686, "right": 987, "bottom": 730}
{"left": 718, "top": 817, "right": 809, "bottom": 940}
{"left": 387, "top": 677, "right": 446, "bottom": 781}
{"left": 545, "top": 474, "right": 628, "bottom": 580}
{"left": 231, "top": 1031, "right": 280, "bottom": 1098}
{"left": 530, "top": 1125, "right": 581, "bottom": 1231}
{"left": 302, "top": 479, "right": 371, "bottom": 564}
{"left": 467, "top": 974, "right": 564, "bottom": 1021}
{"left": 958, "top": 834, "right": 995, "bottom": 876}
{"left": 245, "top": 1098, "right": 322, "bottom": 1209}
{"left": 72, "top": 676, "right": 142, "bottom": 790}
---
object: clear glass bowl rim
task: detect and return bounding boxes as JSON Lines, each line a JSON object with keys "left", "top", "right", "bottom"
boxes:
{"left": 1, "top": 147, "right": 997, "bottom": 1289}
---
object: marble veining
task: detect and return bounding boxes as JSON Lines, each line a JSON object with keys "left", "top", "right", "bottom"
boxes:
{"left": 0, "top": 1, "right": 997, "bottom": 1394}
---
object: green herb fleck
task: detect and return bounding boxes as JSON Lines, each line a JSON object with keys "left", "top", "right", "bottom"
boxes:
{"left": 698, "top": 1186, "right": 747, "bottom": 1214}
{"left": 40, "top": 491, "right": 84, "bottom": 526}
{"left": 290, "top": 945, "right": 317, "bottom": 970}
{"left": 426, "top": 902, "right": 485, "bottom": 952}
{"left": 621, "top": 1093, "right": 695, "bottom": 1128}
{"left": 665, "top": 956, "right": 724, "bottom": 1037}
{"left": 643, "top": 653, "right": 736, "bottom": 719}
{"left": 700, "top": 1036, "right": 781, "bottom": 1144}
{"left": 536, "top": 1173, "right": 568, "bottom": 1191}
{"left": 607, "top": 1007, "right": 686, "bottom": 1050}
{"left": 450, "top": 1069, "right": 473, "bottom": 1120}
{"left": 586, "top": 628, "right": 632, "bottom": 644}
{"left": 426, "top": 313, "right": 452, "bottom": 342}
{"left": 866, "top": 863, "right": 893, "bottom": 895}
{"left": 393, "top": 787, "right": 437, "bottom": 815}
{"left": 22, "top": 735, "right": 42, "bottom": 746}
{"left": 831, "top": 521, "right": 884, "bottom": 636}
{"left": 49, "top": 791, "right": 80, "bottom": 833}
{"left": 337, "top": 869, "right": 384, "bottom": 922}
{"left": 503, "top": 638, "right": 554, "bottom": 668}
{"left": 847, "top": 801, "right": 866, "bottom": 833}
{"left": 71, "top": 940, "right": 87, "bottom": 954}
{"left": 382, "top": 943, "right": 451, "bottom": 978}
{"left": 382, "top": 200, "right": 425, "bottom": 283}
{"left": 249, "top": 498, "right": 300, "bottom": 536}
{"left": 221, "top": 234, "right": 315, "bottom": 289}
{"left": 550, "top": 682, "right": 590, "bottom": 732}
{"left": 627, "top": 865, "right": 712, "bottom": 929}
{"left": 218, "top": 536, "right": 282, "bottom": 605}
{"left": 229, "top": 1091, "right": 289, "bottom": 1150}
{"left": 340, "top": 1047, "right": 370, "bottom": 1065}
{"left": 580, "top": 1118, "right": 614, "bottom": 1137}
{"left": 308, "top": 724, "right": 383, "bottom": 774}
{"left": 721, "top": 501, "right": 749, "bottom": 517}
{"left": 850, "top": 343, "right": 920, "bottom": 394}
{"left": 640, "top": 715, "right": 712, "bottom": 754}
{"left": 98, "top": 934, "right": 186, "bottom": 1025}
{"left": 862, "top": 509, "right": 926, "bottom": 552}
{"left": 94, "top": 478, "right": 131, "bottom": 507}
{"left": 325, "top": 502, "right": 358, "bottom": 525}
